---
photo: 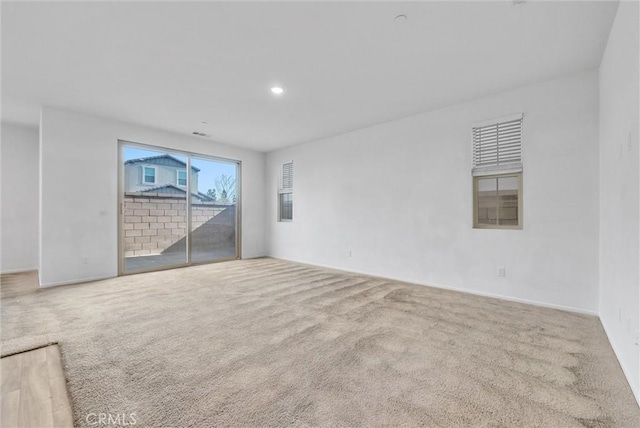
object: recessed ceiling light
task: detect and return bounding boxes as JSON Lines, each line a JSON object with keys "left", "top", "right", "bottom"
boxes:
{"left": 201, "top": 121, "right": 208, "bottom": 125}
{"left": 271, "top": 86, "right": 284, "bottom": 95}
{"left": 394, "top": 14, "right": 408, "bottom": 23}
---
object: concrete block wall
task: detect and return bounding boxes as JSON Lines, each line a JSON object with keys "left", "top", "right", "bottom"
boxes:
{"left": 123, "top": 193, "right": 234, "bottom": 256}
{"left": 191, "top": 206, "right": 236, "bottom": 250}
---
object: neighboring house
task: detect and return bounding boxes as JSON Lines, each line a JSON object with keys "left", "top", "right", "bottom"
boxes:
{"left": 124, "top": 154, "right": 214, "bottom": 202}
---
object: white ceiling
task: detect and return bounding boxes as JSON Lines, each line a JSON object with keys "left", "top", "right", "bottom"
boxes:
{"left": 2, "top": 1, "right": 618, "bottom": 152}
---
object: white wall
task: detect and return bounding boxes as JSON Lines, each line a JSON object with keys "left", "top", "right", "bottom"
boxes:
{"left": 266, "top": 70, "right": 600, "bottom": 314}
{"left": 0, "top": 123, "right": 40, "bottom": 273}
{"left": 598, "top": 0, "right": 640, "bottom": 403}
{"left": 39, "top": 107, "right": 265, "bottom": 286}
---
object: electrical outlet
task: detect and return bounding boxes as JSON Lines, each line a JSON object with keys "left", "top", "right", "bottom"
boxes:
{"left": 497, "top": 266, "right": 505, "bottom": 276}
{"left": 346, "top": 250, "right": 352, "bottom": 257}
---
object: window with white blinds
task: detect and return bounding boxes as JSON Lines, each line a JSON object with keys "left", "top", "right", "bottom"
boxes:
{"left": 472, "top": 113, "right": 523, "bottom": 176}
{"left": 472, "top": 114, "right": 523, "bottom": 229}
{"left": 278, "top": 162, "right": 293, "bottom": 221}
{"left": 280, "top": 162, "right": 293, "bottom": 190}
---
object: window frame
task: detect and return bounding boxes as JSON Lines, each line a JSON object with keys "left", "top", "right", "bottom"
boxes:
{"left": 142, "top": 165, "right": 156, "bottom": 185}
{"left": 278, "top": 161, "right": 293, "bottom": 222}
{"left": 176, "top": 169, "right": 187, "bottom": 187}
{"left": 278, "top": 191, "right": 293, "bottom": 222}
{"left": 473, "top": 172, "right": 523, "bottom": 230}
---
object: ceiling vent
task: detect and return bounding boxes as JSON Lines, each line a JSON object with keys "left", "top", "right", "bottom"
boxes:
{"left": 192, "top": 131, "right": 208, "bottom": 137}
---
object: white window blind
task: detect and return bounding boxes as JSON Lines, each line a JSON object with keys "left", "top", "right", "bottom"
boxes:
{"left": 280, "top": 162, "right": 293, "bottom": 190}
{"left": 472, "top": 113, "right": 523, "bottom": 176}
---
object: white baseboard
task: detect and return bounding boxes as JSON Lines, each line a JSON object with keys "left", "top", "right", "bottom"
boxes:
{"left": 431, "top": 281, "right": 597, "bottom": 316}
{"left": 40, "top": 274, "right": 114, "bottom": 288}
{"left": 600, "top": 318, "right": 640, "bottom": 407}
{"left": 241, "top": 252, "right": 268, "bottom": 260}
{"left": 270, "top": 256, "right": 599, "bottom": 316}
{"left": 35, "top": 256, "right": 598, "bottom": 315}
{"left": 0, "top": 267, "right": 38, "bottom": 275}
{"left": 420, "top": 279, "right": 598, "bottom": 316}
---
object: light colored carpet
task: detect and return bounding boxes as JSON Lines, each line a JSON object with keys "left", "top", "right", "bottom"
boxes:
{"left": 1, "top": 258, "right": 638, "bottom": 427}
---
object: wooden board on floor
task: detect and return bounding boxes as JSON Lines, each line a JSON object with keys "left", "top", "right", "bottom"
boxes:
{"left": 1, "top": 345, "right": 73, "bottom": 428}
{"left": 1, "top": 271, "right": 40, "bottom": 299}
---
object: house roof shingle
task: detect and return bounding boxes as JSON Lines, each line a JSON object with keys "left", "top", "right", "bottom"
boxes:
{"left": 138, "top": 184, "right": 214, "bottom": 202}
{"left": 124, "top": 154, "right": 200, "bottom": 172}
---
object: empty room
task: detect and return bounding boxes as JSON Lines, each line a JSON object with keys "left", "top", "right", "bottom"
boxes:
{"left": 1, "top": 0, "right": 639, "bottom": 427}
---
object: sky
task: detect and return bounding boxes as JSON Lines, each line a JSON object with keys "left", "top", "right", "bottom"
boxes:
{"left": 123, "top": 146, "right": 237, "bottom": 195}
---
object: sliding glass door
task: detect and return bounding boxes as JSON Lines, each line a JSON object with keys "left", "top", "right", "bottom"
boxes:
{"left": 119, "top": 142, "right": 240, "bottom": 274}
{"left": 190, "top": 156, "right": 238, "bottom": 264}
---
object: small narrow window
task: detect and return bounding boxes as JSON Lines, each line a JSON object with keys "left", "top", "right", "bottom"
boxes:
{"left": 143, "top": 166, "right": 156, "bottom": 184}
{"left": 472, "top": 114, "right": 523, "bottom": 229}
{"left": 278, "top": 162, "right": 293, "bottom": 221}
{"left": 177, "top": 170, "right": 187, "bottom": 186}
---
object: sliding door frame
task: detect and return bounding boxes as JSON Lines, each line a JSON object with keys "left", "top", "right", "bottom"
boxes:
{"left": 117, "top": 139, "right": 242, "bottom": 276}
